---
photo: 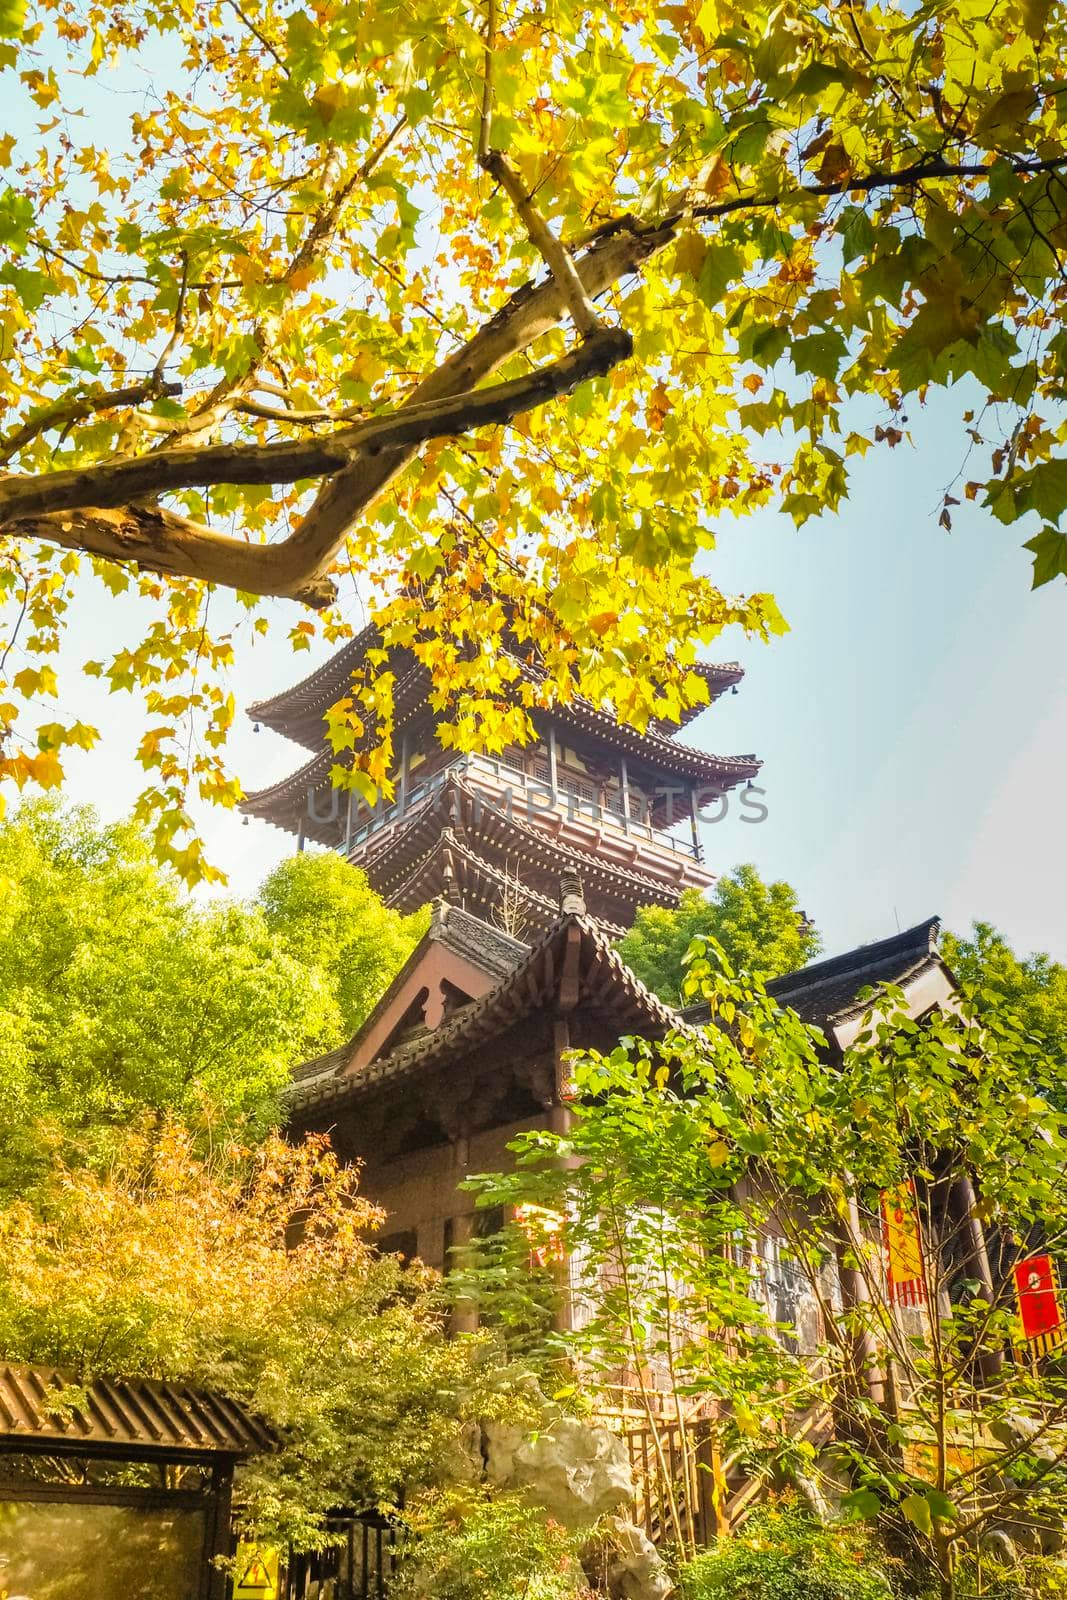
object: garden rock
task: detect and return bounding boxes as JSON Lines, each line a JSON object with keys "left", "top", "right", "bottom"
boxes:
{"left": 481, "top": 1415, "right": 634, "bottom": 1527}
{"left": 600, "top": 1516, "right": 674, "bottom": 1600}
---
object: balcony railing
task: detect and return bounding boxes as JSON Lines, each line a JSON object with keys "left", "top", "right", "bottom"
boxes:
{"left": 342, "top": 751, "right": 702, "bottom": 861}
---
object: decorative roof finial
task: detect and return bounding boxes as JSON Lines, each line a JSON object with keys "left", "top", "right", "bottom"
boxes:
{"left": 559, "top": 873, "right": 585, "bottom": 917}
{"left": 440, "top": 827, "right": 456, "bottom": 901}
{"left": 430, "top": 895, "right": 451, "bottom": 937}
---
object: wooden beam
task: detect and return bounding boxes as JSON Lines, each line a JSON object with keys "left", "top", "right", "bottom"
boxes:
{"left": 558, "top": 923, "right": 582, "bottom": 1012}
{"left": 399, "top": 727, "right": 410, "bottom": 816}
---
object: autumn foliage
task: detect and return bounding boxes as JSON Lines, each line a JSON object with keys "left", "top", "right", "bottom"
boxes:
{"left": 1, "top": 0, "right": 1066, "bottom": 872}
{"left": 0, "top": 1120, "right": 517, "bottom": 1549}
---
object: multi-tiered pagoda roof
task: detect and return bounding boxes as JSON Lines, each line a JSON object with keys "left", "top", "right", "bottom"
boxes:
{"left": 242, "top": 626, "right": 761, "bottom": 934}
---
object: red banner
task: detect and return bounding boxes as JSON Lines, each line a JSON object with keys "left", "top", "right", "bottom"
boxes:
{"left": 881, "top": 1182, "right": 926, "bottom": 1307}
{"left": 1014, "top": 1254, "right": 1066, "bottom": 1356}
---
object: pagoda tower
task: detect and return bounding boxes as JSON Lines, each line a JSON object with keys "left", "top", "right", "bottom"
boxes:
{"left": 242, "top": 627, "right": 761, "bottom": 936}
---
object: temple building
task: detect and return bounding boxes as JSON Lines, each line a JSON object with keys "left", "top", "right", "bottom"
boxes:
{"left": 245, "top": 629, "right": 954, "bottom": 1290}
{"left": 287, "top": 902, "right": 954, "bottom": 1276}
{"left": 242, "top": 632, "right": 975, "bottom": 1545}
{"left": 241, "top": 626, "right": 761, "bottom": 935}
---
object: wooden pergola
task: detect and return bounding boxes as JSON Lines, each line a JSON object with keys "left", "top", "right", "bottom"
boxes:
{"left": 0, "top": 1362, "right": 272, "bottom": 1600}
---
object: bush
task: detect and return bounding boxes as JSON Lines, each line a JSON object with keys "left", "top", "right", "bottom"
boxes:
{"left": 680, "top": 1501, "right": 897, "bottom": 1600}
{"left": 392, "top": 1489, "right": 589, "bottom": 1600}
{"left": 956, "top": 1552, "right": 1067, "bottom": 1600}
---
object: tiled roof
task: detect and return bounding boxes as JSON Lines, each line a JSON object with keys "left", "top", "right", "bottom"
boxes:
{"left": 248, "top": 631, "right": 745, "bottom": 745}
{"left": 431, "top": 899, "right": 530, "bottom": 975}
{"left": 293, "top": 900, "right": 529, "bottom": 1090}
{"left": 289, "top": 910, "right": 684, "bottom": 1119}
{"left": 0, "top": 1363, "right": 272, "bottom": 1459}
{"left": 682, "top": 917, "right": 945, "bottom": 1030}
{"left": 384, "top": 835, "right": 568, "bottom": 937}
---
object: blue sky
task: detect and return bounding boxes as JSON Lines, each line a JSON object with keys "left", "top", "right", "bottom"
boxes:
{"left": 690, "top": 385, "right": 1067, "bottom": 961}
{"left": 49, "top": 374, "right": 1066, "bottom": 965}
{"left": 7, "top": 33, "right": 1065, "bottom": 964}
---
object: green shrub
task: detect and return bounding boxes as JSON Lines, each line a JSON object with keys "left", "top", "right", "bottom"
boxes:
{"left": 956, "top": 1552, "right": 1067, "bottom": 1600}
{"left": 392, "top": 1488, "right": 589, "bottom": 1600}
{"left": 680, "top": 1501, "right": 897, "bottom": 1600}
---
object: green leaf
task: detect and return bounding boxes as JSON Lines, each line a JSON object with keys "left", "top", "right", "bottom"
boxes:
{"left": 745, "top": 323, "right": 790, "bottom": 368}
{"left": 791, "top": 331, "right": 848, "bottom": 381}
{"left": 1022, "top": 526, "right": 1067, "bottom": 588}
{"left": 0, "top": 186, "right": 33, "bottom": 250}
{"left": 841, "top": 1488, "right": 881, "bottom": 1520}
{"left": 0, "top": 0, "right": 23, "bottom": 41}
{"left": 696, "top": 243, "right": 745, "bottom": 309}
{"left": 792, "top": 61, "right": 854, "bottom": 98}
{"left": 837, "top": 206, "right": 875, "bottom": 265}
{"left": 0, "top": 265, "right": 54, "bottom": 311}
{"left": 901, "top": 1493, "right": 933, "bottom": 1535}
{"left": 926, "top": 1491, "right": 956, "bottom": 1524}
{"left": 1023, "top": 459, "right": 1067, "bottom": 522}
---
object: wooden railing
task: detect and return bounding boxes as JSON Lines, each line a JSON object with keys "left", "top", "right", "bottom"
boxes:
{"left": 600, "top": 1390, "right": 834, "bottom": 1553}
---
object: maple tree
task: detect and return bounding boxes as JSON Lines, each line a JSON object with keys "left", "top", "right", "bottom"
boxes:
{"left": 2, "top": 0, "right": 1067, "bottom": 875}
{"left": 0, "top": 1120, "right": 531, "bottom": 1550}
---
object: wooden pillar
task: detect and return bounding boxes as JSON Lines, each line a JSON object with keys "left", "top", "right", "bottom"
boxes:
{"left": 833, "top": 1196, "right": 887, "bottom": 1409}
{"left": 417, "top": 1215, "right": 446, "bottom": 1274}
{"left": 449, "top": 1210, "right": 479, "bottom": 1335}
{"left": 296, "top": 814, "right": 306, "bottom": 853}
{"left": 550, "top": 1017, "right": 575, "bottom": 1333}
{"left": 619, "top": 753, "right": 631, "bottom": 834}
{"left": 203, "top": 1461, "right": 234, "bottom": 1600}
{"left": 689, "top": 784, "right": 702, "bottom": 860}
{"left": 398, "top": 728, "right": 410, "bottom": 816}
{"left": 948, "top": 1174, "right": 1004, "bottom": 1379}
{"left": 547, "top": 723, "right": 559, "bottom": 801}
{"left": 343, "top": 786, "right": 354, "bottom": 856}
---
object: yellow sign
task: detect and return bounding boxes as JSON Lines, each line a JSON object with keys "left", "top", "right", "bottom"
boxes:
{"left": 234, "top": 1542, "right": 280, "bottom": 1600}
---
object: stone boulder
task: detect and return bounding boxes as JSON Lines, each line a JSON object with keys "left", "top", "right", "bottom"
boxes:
{"left": 599, "top": 1516, "right": 675, "bottom": 1600}
{"left": 482, "top": 1415, "right": 635, "bottom": 1528}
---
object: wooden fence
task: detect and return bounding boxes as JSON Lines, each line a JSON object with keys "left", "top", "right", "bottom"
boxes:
{"left": 282, "top": 1511, "right": 403, "bottom": 1600}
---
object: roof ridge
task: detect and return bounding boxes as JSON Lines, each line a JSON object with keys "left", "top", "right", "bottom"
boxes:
{"left": 290, "top": 909, "right": 683, "bottom": 1114}
{"left": 247, "top": 625, "right": 376, "bottom": 720}
{"left": 768, "top": 916, "right": 941, "bottom": 995}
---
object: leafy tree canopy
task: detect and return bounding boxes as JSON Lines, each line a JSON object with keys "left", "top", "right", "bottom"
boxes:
{"left": 1, "top": 0, "right": 1066, "bottom": 874}
{"left": 617, "top": 865, "right": 820, "bottom": 1003}
{"left": 943, "top": 919, "right": 1067, "bottom": 1067}
{"left": 258, "top": 850, "right": 430, "bottom": 1040}
{"left": 467, "top": 946, "right": 1067, "bottom": 1596}
{"left": 0, "top": 800, "right": 423, "bottom": 1188}
{"left": 0, "top": 1121, "right": 530, "bottom": 1550}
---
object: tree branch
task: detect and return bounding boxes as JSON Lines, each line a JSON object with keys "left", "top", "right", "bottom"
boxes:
{"left": 0, "top": 329, "right": 631, "bottom": 604}
{"left": 4, "top": 143, "right": 1063, "bottom": 606}
{"left": 0, "top": 379, "right": 183, "bottom": 467}
{"left": 0, "top": 328, "right": 631, "bottom": 521}
{"left": 0, "top": 504, "right": 336, "bottom": 606}
{"left": 476, "top": 0, "right": 602, "bottom": 336}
